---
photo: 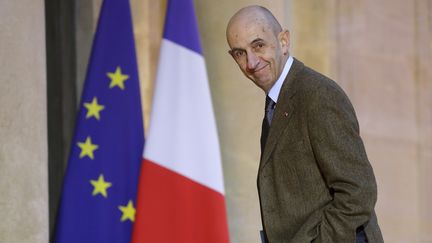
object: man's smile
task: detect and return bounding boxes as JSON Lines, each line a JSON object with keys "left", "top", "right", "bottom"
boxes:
{"left": 251, "top": 63, "right": 269, "bottom": 74}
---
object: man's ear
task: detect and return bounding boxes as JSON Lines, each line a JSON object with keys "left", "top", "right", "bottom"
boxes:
{"left": 279, "top": 30, "right": 290, "bottom": 55}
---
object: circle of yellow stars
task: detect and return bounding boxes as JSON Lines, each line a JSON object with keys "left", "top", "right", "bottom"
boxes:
{"left": 76, "top": 66, "right": 135, "bottom": 222}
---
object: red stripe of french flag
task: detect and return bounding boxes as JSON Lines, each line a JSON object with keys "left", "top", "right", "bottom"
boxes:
{"left": 133, "top": 160, "right": 229, "bottom": 242}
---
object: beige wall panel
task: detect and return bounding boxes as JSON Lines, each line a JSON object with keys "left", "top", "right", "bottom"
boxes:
{"left": 290, "top": 0, "right": 336, "bottom": 76}
{"left": 415, "top": 1, "right": 432, "bottom": 242}
{"left": 0, "top": 0, "right": 48, "bottom": 242}
{"left": 364, "top": 136, "right": 420, "bottom": 242}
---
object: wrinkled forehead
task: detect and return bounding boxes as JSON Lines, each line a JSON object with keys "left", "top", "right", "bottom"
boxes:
{"left": 227, "top": 13, "right": 275, "bottom": 47}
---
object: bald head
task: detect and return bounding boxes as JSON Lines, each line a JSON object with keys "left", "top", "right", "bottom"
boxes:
{"left": 226, "top": 5, "right": 282, "bottom": 43}
{"left": 225, "top": 5, "right": 290, "bottom": 92}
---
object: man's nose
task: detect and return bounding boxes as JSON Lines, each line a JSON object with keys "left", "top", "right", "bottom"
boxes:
{"left": 246, "top": 51, "right": 259, "bottom": 71}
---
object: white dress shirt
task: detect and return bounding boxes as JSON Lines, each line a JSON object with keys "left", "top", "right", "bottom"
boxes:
{"left": 267, "top": 56, "right": 294, "bottom": 104}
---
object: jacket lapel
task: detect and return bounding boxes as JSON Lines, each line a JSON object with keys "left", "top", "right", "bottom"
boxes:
{"left": 259, "top": 58, "right": 304, "bottom": 171}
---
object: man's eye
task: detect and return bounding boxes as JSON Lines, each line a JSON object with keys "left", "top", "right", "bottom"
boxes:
{"left": 234, "top": 51, "right": 245, "bottom": 57}
{"left": 256, "top": 43, "right": 264, "bottom": 49}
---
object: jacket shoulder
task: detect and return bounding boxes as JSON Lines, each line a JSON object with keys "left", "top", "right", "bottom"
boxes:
{"left": 293, "top": 62, "right": 346, "bottom": 98}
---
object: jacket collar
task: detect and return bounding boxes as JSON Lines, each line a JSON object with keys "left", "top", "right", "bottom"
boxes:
{"left": 260, "top": 58, "right": 304, "bottom": 171}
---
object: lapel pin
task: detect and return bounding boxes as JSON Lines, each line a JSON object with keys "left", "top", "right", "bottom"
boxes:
{"left": 284, "top": 112, "right": 288, "bottom": 117}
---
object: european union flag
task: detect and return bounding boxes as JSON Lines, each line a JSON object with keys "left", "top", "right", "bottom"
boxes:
{"left": 55, "top": 0, "right": 144, "bottom": 242}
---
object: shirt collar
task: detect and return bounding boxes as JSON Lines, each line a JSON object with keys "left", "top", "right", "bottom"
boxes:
{"left": 268, "top": 56, "right": 293, "bottom": 103}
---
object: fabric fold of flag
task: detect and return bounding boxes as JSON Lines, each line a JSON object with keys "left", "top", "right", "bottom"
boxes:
{"left": 55, "top": 0, "right": 144, "bottom": 242}
{"left": 132, "top": 0, "right": 230, "bottom": 242}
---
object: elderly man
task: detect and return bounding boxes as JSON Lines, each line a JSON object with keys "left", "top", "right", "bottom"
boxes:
{"left": 226, "top": 5, "right": 383, "bottom": 243}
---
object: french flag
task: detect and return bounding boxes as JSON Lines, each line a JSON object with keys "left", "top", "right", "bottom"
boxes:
{"left": 131, "top": 0, "right": 230, "bottom": 242}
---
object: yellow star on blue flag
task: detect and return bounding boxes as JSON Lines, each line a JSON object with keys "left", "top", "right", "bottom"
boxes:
{"left": 77, "top": 136, "right": 98, "bottom": 160}
{"left": 118, "top": 200, "right": 136, "bottom": 222}
{"left": 84, "top": 97, "right": 105, "bottom": 120}
{"left": 107, "top": 66, "right": 129, "bottom": 90}
{"left": 90, "top": 174, "right": 112, "bottom": 198}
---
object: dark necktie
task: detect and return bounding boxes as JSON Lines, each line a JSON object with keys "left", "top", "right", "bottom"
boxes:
{"left": 265, "top": 96, "right": 276, "bottom": 124}
{"left": 260, "top": 96, "right": 276, "bottom": 153}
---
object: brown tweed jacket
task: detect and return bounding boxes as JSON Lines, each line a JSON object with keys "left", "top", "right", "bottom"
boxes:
{"left": 258, "top": 58, "right": 384, "bottom": 243}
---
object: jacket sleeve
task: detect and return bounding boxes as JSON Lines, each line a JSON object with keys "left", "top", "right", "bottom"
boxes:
{"left": 306, "top": 82, "right": 377, "bottom": 243}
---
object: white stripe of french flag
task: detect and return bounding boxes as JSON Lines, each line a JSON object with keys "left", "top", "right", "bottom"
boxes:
{"left": 131, "top": 0, "right": 230, "bottom": 242}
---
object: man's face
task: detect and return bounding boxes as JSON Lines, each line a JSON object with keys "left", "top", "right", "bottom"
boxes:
{"left": 227, "top": 16, "right": 289, "bottom": 92}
